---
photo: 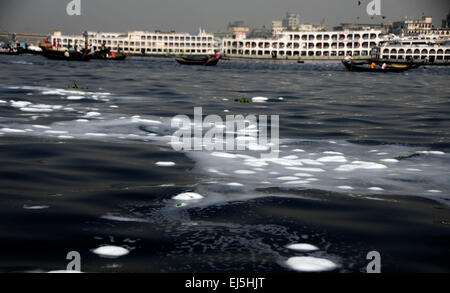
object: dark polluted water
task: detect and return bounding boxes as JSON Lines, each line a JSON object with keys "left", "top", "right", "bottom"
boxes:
{"left": 0, "top": 55, "right": 449, "bottom": 273}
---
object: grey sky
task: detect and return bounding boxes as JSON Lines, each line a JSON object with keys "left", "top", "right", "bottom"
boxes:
{"left": 0, "top": 0, "right": 449, "bottom": 34}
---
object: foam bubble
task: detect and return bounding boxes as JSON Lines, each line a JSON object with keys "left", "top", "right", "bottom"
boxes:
{"left": 173, "top": 192, "right": 204, "bottom": 200}
{"left": 285, "top": 256, "right": 338, "bottom": 272}
{"left": 227, "top": 182, "right": 244, "bottom": 186}
{"left": 427, "top": 190, "right": 442, "bottom": 193}
{"left": 92, "top": 245, "right": 130, "bottom": 257}
{"left": 380, "top": 159, "right": 399, "bottom": 163}
{"left": 252, "top": 96, "right": 269, "bottom": 103}
{"left": 317, "top": 156, "right": 347, "bottom": 163}
{"left": 23, "top": 205, "right": 49, "bottom": 210}
{"left": 235, "top": 170, "right": 256, "bottom": 175}
{"left": 337, "top": 185, "right": 354, "bottom": 190}
{"left": 155, "top": 161, "right": 176, "bottom": 167}
{"left": 277, "top": 176, "right": 300, "bottom": 181}
{"left": 211, "top": 152, "right": 238, "bottom": 159}
{"left": 286, "top": 243, "right": 319, "bottom": 252}
{"left": 0, "top": 128, "right": 26, "bottom": 133}
{"left": 100, "top": 214, "right": 147, "bottom": 222}
{"left": 85, "top": 112, "right": 101, "bottom": 117}
{"left": 48, "top": 270, "right": 83, "bottom": 273}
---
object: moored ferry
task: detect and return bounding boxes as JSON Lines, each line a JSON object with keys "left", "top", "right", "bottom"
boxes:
{"left": 49, "top": 29, "right": 217, "bottom": 56}
{"left": 221, "top": 29, "right": 385, "bottom": 60}
{"left": 373, "top": 35, "right": 450, "bottom": 65}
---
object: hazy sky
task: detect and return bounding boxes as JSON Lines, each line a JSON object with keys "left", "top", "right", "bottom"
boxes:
{"left": 0, "top": 0, "right": 449, "bottom": 34}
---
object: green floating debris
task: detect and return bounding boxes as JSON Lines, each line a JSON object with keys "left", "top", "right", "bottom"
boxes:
{"left": 176, "top": 203, "right": 183, "bottom": 207}
{"left": 395, "top": 153, "right": 422, "bottom": 160}
{"left": 234, "top": 98, "right": 252, "bottom": 104}
{"left": 69, "top": 82, "right": 87, "bottom": 89}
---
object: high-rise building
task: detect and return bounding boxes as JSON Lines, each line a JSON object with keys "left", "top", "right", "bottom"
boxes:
{"left": 282, "top": 12, "right": 300, "bottom": 30}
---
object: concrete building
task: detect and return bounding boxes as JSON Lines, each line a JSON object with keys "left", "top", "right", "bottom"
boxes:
{"left": 282, "top": 12, "right": 300, "bottom": 30}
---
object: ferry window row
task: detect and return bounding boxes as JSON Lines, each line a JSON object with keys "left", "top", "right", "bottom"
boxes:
{"left": 226, "top": 49, "right": 370, "bottom": 57}
{"left": 226, "top": 41, "right": 378, "bottom": 49}
{"left": 285, "top": 33, "right": 382, "bottom": 41}
{"left": 383, "top": 48, "right": 450, "bottom": 55}
{"left": 139, "top": 35, "right": 213, "bottom": 41}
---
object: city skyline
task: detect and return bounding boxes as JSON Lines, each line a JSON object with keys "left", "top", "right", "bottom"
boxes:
{"left": 0, "top": 0, "right": 449, "bottom": 34}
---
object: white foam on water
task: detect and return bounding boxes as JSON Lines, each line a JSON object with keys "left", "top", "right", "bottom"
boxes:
{"left": 85, "top": 112, "right": 101, "bottom": 117}
{"left": 323, "top": 151, "right": 344, "bottom": 155}
{"left": 173, "top": 192, "right": 204, "bottom": 200}
{"left": 23, "top": 205, "right": 49, "bottom": 210}
{"left": 337, "top": 186, "right": 354, "bottom": 190}
{"left": 292, "top": 149, "right": 305, "bottom": 152}
{"left": 48, "top": 270, "right": 83, "bottom": 273}
{"left": 227, "top": 182, "right": 244, "bottom": 186}
{"left": 283, "top": 180, "right": 309, "bottom": 185}
{"left": 335, "top": 161, "right": 387, "bottom": 172}
{"left": 286, "top": 243, "right": 319, "bottom": 252}
{"left": 155, "top": 161, "right": 176, "bottom": 167}
{"left": 66, "top": 96, "right": 85, "bottom": 100}
{"left": 317, "top": 156, "right": 347, "bottom": 163}
{"left": 1, "top": 128, "right": 26, "bottom": 133}
{"left": 368, "top": 187, "right": 384, "bottom": 191}
{"left": 235, "top": 170, "right": 256, "bottom": 175}
{"left": 380, "top": 158, "right": 399, "bottom": 163}
{"left": 45, "top": 130, "right": 68, "bottom": 134}
{"left": 32, "top": 125, "right": 51, "bottom": 129}
{"left": 252, "top": 96, "right": 269, "bottom": 102}
{"left": 211, "top": 152, "right": 238, "bottom": 159}
{"left": 427, "top": 190, "right": 442, "bottom": 193}
{"left": 417, "top": 151, "right": 445, "bottom": 155}
{"left": 285, "top": 256, "right": 338, "bottom": 272}
{"left": 277, "top": 176, "right": 300, "bottom": 181}
{"left": 101, "top": 214, "right": 148, "bottom": 222}
{"left": 85, "top": 133, "right": 108, "bottom": 136}
{"left": 293, "top": 173, "right": 314, "bottom": 177}
{"left": 92, "top": 245, "right": 130, "bottom": 257}
{"left": 20, "top": 107, "right": 53, "bottom": 113}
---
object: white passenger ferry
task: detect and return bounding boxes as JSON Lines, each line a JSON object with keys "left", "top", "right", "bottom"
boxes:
{"left": 49, "top": 29, "right": 217, "bottom": 56}
{"left": 221, "top": 29, "right": 385, "bottom": 60}
{"left": 374, "top": 35, "right": 450, "bottom": 64}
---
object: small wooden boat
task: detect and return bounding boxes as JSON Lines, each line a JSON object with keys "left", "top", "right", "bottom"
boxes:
{"left": 40, "top": 44, "right": 93, "bottom": 61}
{"left": 93, "top": 49, "right": 127, "bottom": 60}
{"left": 175, "top": 54, "right": 220, "bottom": 66}
{"left": 342, "top": 59, "right": 409, "bottom": 73}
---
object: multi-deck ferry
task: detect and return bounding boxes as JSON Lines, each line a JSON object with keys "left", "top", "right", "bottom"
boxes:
{"left": 373, "top": 35, "right": 450, "bottom": 65}
{"left": 49, "top": 29, "right": 217, "bottom": 56}
{"left": 221, "top": 30, "right": 385, "bottom": 60}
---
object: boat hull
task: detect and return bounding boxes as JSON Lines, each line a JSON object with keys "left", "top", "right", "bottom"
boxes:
{"left": 342, "top": 60, "right": 409, "bottom": 73}
{"left": 175, "top": 55, "right": 220, "bottom": 66}
{"left": 41, "top": 47, "right": 92, "bottom": 61}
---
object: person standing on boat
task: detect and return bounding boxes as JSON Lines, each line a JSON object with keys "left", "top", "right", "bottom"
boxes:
{"left": 382, "top": 62, "right": 387, "bottom": 70}
{"left": 370, "top": 62, "right": 376, "bottom": 69}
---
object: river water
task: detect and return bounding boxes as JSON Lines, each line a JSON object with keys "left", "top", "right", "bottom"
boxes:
{"left": 0, "top": 55, "right": 449, "bottom": 272}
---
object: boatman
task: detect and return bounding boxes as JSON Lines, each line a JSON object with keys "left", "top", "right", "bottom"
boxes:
{"left": 370, "top": 62, "right": 376, "bottom": 69}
